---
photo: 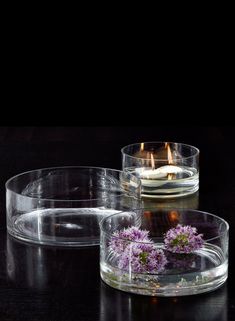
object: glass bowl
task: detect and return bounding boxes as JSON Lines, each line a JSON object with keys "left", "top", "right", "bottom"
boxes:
{"left": 121, "top": 142, "right": 199, "bottom": 198}
{"left": 100, "top": 209, "right": 229, "bottom": 296}
{"left": 6, "top": 166, "right": 141, "bottom": 247}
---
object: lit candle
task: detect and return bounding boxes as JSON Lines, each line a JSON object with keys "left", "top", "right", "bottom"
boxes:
{"left": 123, "top": 142, "right": 199, "bottom": 198}
{"left": 140, "top": 165, "right": 183, "bottom": 179}
{"left": 137, "top": 150, "right": 184, "bottom": 188}
{"left": 139, "top": 150, "right": 183, "bottom": 180}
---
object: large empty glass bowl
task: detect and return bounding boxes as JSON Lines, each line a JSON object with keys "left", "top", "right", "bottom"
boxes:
{"left": 6, "top": 166, "right": 141, "bottom": 247}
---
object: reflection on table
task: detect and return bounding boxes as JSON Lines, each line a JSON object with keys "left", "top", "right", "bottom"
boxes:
{"left": 100, "top": 280, "right": 227, "bottom": 321}
{"left": 6, "top": 235, "right": 100, "bottom": 290}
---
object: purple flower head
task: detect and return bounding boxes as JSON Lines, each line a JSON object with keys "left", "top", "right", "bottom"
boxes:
{"left": 109, "top": 226, "right": 167, "bottom": 273}
{"left": 118, "top": 243, "right": 167, "bottom": 273}
{"left": 164, "top": 224, "right": 204, "bottom": 254}
{"left": 109, "top": 226, "right": 151, "bottom": 255}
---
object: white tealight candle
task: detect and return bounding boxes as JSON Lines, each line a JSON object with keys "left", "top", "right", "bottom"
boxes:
{"left": 140, "top": 169, "right": 166, "bottom": 179}
{"left": 140, "top": 165, "right": 183, "bottom": 179}
{"left": 155, "top": 165, "right": 184, "bottom": 175}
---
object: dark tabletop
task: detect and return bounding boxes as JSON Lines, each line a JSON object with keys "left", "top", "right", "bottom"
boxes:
{"left": 0, "top": 126, "right": 234, "bottom": 321}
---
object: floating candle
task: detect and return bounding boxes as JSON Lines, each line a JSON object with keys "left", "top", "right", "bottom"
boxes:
{"left": 140, "top": 165, "right": 184, "bottom": 179}
{"left": 122, "top": 142, "right": 199, "bottom": 198}
{"left": 140, "top": 169, "right": 166, "bottom": 180}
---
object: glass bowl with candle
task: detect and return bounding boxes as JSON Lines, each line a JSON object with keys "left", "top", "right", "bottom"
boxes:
{"left": 6, "top": 166, "right": 141, "bottom": 247}
{"left": 100, "top": 208, "right": 229, "bottom": 297}
{"left": 121, "top": 142, "right": 199, "bottom": 198}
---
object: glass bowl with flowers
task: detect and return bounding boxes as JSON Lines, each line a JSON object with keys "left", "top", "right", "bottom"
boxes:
{"left": 100, "top": 208, "right": 228, "bottom": 296}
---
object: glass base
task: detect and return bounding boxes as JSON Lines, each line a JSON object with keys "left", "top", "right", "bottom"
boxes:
{"left": 100, "top": 242, "right": 228, "bottom": 297}
{"left": 100, "top": 266, "right": 228, "bottom": 297}
{"left": 8, "top": 208, "right": 120, "bottom": 247}
{"left": 141, "top": 184, "right": 199, "bottom": 199}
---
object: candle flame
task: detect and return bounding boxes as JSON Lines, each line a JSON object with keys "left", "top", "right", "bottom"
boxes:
{"left": 150, "top": 153, "right": 155, "bottom": 170}
{"left": 166, "top": 143, "right": 174, "bottom": 179}
{"left": 140, "top": 142, "right": 144, "bottom": 151}
{"left": 167, "top": 144, "right": 174, "bottom": 165}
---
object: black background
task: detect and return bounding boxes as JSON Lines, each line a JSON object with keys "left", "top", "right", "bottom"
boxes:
{"left": 0, "top": 126, "right": 234, "bottom": 321}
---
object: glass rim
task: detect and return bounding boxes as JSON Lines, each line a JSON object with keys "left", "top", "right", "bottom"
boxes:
{"left": 5, "top": 165, "right": 141, "bottom": 202}
{"left": 99, "top": 208, "right": 229, "bottom": 244}
{"left": 121, "top": 141, "right": 200, "bottom": 161}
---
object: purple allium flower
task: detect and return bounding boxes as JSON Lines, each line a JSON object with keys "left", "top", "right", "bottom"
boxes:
{"left": 118, "top": 243, "right": 167, "bottom": 273}
{"left": 109, "top": 227, "right": 167, "bottom": 273}
{"left": 164, "top": 224, "right": 204, "bottom": 254}
{"left": 109, "top": 226, "right": 151, "bottom": 255}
